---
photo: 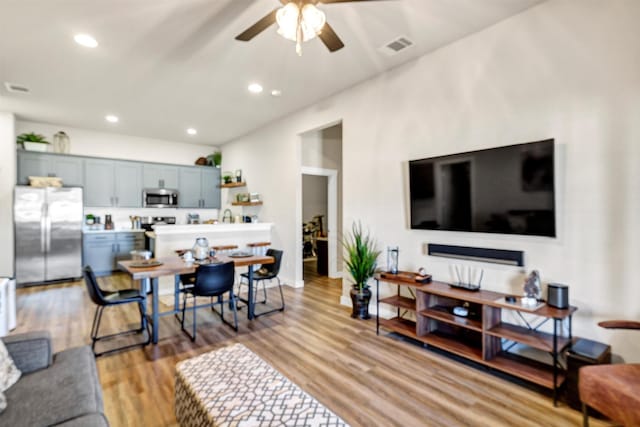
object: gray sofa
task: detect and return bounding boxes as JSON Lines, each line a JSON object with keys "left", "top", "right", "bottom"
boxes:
{"left": 0, "top": 331, "right": 108, "bottom": 426}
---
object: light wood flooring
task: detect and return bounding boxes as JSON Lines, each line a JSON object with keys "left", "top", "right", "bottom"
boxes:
{"left": 12, "top": 268, "right": 610, "bottom": 427}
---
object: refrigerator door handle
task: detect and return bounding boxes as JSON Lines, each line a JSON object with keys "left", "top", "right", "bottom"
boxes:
{"left": 45, "top": 203, "right": 52, "bottom": 253}
{"left": 40, "top": 203, "right": 47, "bottom": 254}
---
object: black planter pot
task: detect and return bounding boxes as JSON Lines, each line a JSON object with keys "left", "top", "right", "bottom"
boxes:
{"left": 350, "top": 285, "right": 372, "bottom": 319}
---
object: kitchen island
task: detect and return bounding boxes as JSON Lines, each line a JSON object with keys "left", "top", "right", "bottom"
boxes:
{"left": 148, "top": 223, "right": 273, "bottom": 293}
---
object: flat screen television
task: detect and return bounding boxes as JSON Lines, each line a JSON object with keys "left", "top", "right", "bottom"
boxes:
{"left": 409, "top": 139, "right": 555, "bottom": 237}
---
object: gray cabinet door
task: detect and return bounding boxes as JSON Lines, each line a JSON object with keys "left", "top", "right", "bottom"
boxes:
{"left": 178, "top": 167, "right": 202, "bottom": 208}
{"left": 114, "top": 232, "right": 144, "bottom": 263}
{"left": 84, "top": 159, "right": 115, "bottom": 207}
{"left": 17, "top": 152, "right": 84, "bottom": 186}
{"left": 83, "top": 234, "right": 116, "bottom": 275}
{"left": 52, "top": 156, "right": 84, "bottom": 187}
{"left": 17, "top": 151, "right": 48, "bottom": 184}
{"left": 143, "top": 164, "right": 178, "bottom": 189}
{"left": 114, "top": 162, "right": 142, "bottom": 207}
{"left": 201, "top": 168, "right": 221, "bottom": 208}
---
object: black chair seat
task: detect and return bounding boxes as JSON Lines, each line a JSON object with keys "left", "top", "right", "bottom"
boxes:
{"left": 237, "top": 249, "right": 285, "bottom": 317}
{"left": 103, "top": 289, "right": 145, "bottom": 303}
{"left": 178, "top": 261, "right": 238, "bottom": 342}
{"left": 83, "top": 266, "right": 150, "bottom": 357}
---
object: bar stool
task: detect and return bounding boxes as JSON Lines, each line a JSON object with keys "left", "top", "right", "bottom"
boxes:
{"left": 247, "top": 242, "right": 270, "bottom": 256}
{"left": 212, "top": 244, "right": 238, "bottom": 255}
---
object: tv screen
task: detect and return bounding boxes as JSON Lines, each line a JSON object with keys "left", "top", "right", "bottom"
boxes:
{"left": 409, "top": 139, "right": 555, "bottom": 237}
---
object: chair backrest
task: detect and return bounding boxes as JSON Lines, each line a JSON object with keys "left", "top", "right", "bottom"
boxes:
{"left": 193, "top": 261, "right": 235, "bottom": 297}
{"left": 83, "top": 266, "right": 108, "bottom": 306}
{"left": 263, "top": 249, "right": 283, "bottom": 276}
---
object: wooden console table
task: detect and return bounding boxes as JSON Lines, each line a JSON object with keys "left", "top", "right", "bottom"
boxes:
{"left": 375, "top": 274, "right": 576, "bottom": 405}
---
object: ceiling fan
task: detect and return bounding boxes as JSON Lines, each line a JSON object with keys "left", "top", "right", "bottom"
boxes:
{"left": 235, "top": 0, "right": 387, "bottom": 56}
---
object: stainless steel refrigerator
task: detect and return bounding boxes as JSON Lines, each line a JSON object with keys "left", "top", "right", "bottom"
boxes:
{"left": 14, "top": 186, "right": 83, "bottom": 286}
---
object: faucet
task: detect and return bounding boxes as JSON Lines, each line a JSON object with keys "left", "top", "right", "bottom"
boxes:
{"left": 222, "top": 209, "right": 233, "bottom": 223}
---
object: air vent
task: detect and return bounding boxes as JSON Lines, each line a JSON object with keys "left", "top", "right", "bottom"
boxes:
{"left": 4, "top": 82, "right": 30, "bottom": 94}
{"left": 379, "top": 36, "right": 414, "bottom": 56}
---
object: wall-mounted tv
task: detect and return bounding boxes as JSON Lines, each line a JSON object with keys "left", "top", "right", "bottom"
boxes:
{"left": 409, "top": 139, "right": 555, "bottom": 237}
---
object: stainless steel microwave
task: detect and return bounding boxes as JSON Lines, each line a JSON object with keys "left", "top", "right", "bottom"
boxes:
{"left": 143, "top": 188, "right": 178, "bottom": 208}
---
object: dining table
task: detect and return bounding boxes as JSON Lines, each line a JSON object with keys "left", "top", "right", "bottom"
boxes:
{"left": 118, "top": 253, "right": 274, "bottom": 344}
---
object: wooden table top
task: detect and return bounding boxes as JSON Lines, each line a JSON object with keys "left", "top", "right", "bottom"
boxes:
{"left": 118, "top": 254, "right": 274, "bottom": 280}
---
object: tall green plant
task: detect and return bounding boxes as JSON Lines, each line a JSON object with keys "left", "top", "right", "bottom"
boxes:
{"left": 343, "top": 222, "right": 381, "bottom": 291}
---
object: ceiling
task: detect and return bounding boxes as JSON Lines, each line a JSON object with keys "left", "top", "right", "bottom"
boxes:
{"left": 0, "top": 0, "right": 543, "bottom": 146}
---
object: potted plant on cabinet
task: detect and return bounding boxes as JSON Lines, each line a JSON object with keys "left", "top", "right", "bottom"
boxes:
{"left": 343, "top": 221, "right": 381, "bottom": 319}
{"left": 17, "top": 132, "right": 50, "bottom": 152}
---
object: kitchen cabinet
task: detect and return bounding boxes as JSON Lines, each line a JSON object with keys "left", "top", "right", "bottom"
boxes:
{"left": 17, "top": 151, "right": 83, "bottom": 186}
{"left": 178, "top": 166, "right": 220, "bottom": 208}
{"left": 83, "top": 232, "right": 144, "bottom": 276}
{"left": 143, "top": 164, "right": 178, "bottom": 189}
{"left": 84, "top": 160, "right": 142, "bottom": 207}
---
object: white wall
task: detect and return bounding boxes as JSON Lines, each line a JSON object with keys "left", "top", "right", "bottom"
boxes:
{"left": 0, "top": 112, "right": 16, "bottom": 277}
{"left": 221, "top": 0, "right": 640, "bottom": 361}
{"left": 16, "top": 120, "right": 217, "bottom": 165}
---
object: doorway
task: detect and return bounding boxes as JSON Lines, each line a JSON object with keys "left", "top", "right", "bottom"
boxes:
{"left": 296, "top": 123, "right": 342, "bottom": 286}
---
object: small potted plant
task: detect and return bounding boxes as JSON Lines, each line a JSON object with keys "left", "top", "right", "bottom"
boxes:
{"left": 343, "top": 221, "right": 381, "bottom": 319}
{"left": 17, "top": 132, "right": 50, "bottom": 152}
{"left": 222, "top": 172, "right": 233, "bottom": 184}
{"left": 207, "top": 151, "right": 222, "bottom": 168}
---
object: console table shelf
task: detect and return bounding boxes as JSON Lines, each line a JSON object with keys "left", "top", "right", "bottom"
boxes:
{"left": 375, "top": 274, "right": 576, "bottom": 405}
{"left": 419, "top": 308, "right": 483, "bottom": 332}
{"left": 486, "top": 323, "right": 572, "bottom": 353}
{"left": 379, "top": 317, "right": 417, "bottom": 337}
{"left": 379, "top": 295, "right": 416, "bottom": 311}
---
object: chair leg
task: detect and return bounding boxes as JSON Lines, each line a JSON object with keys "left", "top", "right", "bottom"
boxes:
{"left": 91, "top": 301, "right": 151, "bottom": 357}
{"left": 191, "top": 294, "right": 197, "bottom": 342}
{"left": 91, "top": 306, "right": 104, "bottom": 352}
{"left": 277, "top": 277, "right": 285, "bottom": 311}
{"left": 180, "top": 292, "right": 197, "bottom": 342}
{"left": 261, "top": 280, "right": 268, "bottom": 304}
{"left": 582, "top": 402, "right": 589, "bottom": 427}
{"left": 137, "top": 302, "right": 151, "bottom": 346}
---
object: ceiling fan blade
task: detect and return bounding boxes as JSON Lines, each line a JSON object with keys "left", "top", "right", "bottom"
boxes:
{"left": 235, "top": 8, "right": 278, "bottom": 41}
{"left": 319, "top": 0, "right": 393, "bottom": 4}
{"left": 318, "top": 22, "right": 344, "bottom": 52}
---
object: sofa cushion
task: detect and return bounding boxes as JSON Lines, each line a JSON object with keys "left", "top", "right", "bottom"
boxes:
{"left": 53, "top": 413, "right": 109, "bottom": 427}
{"left": 1, "top": 346, "right": 104, "bottom": 427}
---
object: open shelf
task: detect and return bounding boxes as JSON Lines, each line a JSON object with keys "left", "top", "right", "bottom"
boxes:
{"left": 220, "top": 182, "right": 246, "bottom": 188}
{"left": 415, "top": 330, "right": 483, "bottom": 360}
{"left": 419, "top": 307, "right": 482, "bottom": 332}
{"left": 379, "top": 295, "right": 416, "bottom": 311}
{"left": 231, "top": 201, "right": 263, "bottom": 206}
{"left": 379, "top": 317, "right": 416, "bottom": 338}
{"left": 486, "top": 323, "right": 572, "bottom": 353}
{"left": 485, "top": 352, "right": 565, "bottom": 389}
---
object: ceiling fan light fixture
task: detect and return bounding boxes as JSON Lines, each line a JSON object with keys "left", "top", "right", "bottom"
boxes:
{"left": 276, "top": 2, "right": 326, "bottom": 43}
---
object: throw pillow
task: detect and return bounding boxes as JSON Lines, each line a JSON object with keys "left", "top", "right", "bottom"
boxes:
{"left": 0, "top": 340, "right": 21, "bottom": 391}
{"left": 0, "top": 391, "right": 5, "bottom": 413}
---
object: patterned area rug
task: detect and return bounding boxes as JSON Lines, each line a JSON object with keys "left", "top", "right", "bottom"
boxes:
{"left": 175, "top": 343, "right": 349, "bottom": 427}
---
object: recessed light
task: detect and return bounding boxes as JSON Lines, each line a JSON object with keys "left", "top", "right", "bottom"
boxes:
{"left": 271, "top": 89, "right": 282, "bottom": 97}
{"left": 74, "top": 33, "right": 98, "bottom": 48}
{"left": 186, "top": 128, "right": 197, "bottom": 135}
{"left": 105, "top": 115, "right": 119, "bottom": 123}
{"left": 248, "top": 83, "right": 263, "bottom": 94}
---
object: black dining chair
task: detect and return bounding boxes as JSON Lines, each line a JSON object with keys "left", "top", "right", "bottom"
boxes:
{"left": 83, "top": 265, "right": 150, "bottom": 357}
{"left": 178, "top": 261, "right": 238, "bottom": 341}
{"left": 239, "top": 249, "right": 285, "bottom": 317}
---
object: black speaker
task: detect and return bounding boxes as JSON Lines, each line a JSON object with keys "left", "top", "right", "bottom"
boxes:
{"left": 547, "top": 283, "right": 569, "bottom": 309}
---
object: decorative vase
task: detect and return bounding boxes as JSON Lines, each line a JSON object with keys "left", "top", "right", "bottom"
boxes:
{"left": 350, "top": 285, "right": 372, "bottom": 319}
{"left": 53, "top": 131, "right": 70, "bottom": 153}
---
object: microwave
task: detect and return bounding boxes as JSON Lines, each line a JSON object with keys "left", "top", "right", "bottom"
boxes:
{"left": 143, "top": 188, "right": 179, "bottom": 208}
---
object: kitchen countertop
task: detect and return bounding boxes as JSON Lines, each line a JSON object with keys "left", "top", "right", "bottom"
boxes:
{"left": 152, "top": 223, "right": 273, "bottom": 236}
{"left": 82, "top": 228, "right": 146, "bottom": 234}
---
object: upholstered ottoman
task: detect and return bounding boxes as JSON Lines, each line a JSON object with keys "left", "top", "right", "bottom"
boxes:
{"left": 175, "top": 343, "right": 348, "bottom": 427}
